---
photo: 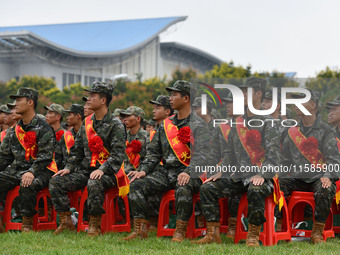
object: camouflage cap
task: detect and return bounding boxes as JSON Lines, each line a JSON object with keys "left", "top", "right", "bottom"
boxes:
{"left": 82, "top": 96, "right": 88, "bottom": 102}
{"left": 149, "top": 95, "right": 171, "bottom": 108}
{"left": 166, "top": 80, "right": 195, "bottom": 95}
{"left": 264, "top": 89, "right": 281, "bottom": 101}
{"left": 64, "top": 104, "right": 84, "bottom": 116}
{"left": 7, "top": 101, "right": 15, "bottom": 110}
{"left": 10, "top": 87, "right": 38, "bottom": 101}
{"left": 147, "top": 119, "right": 156, "bottom": 126}
{"left": 84, "top": 81, "right": 114, "bottom": 96}
{"left": 120, "top": 106, "right": 145, "bottom": 119}
{"left": 326, "top": 103, "right": 332, "bottom": 110}
{"left": 290, "top": 89, "right": 320, "bottom": 104}
{"left": 327, "top": 95, "right": 340, "bottom": 106}
{"left": 192, "top": 97, "right": 214, "bottom": 108}
{"left": 113, "top": 108, "right": 124, "bottom": 117}
{"left": 221, "top": 91, "right": 233, "bottom": 103}
{"left": 44, "top": 103, "right": 65, "bottom": 116}
{"left": 239, "top": 77, "right": 267, "bottom": 90}
{"left": 0, "top": 105, "right": 11, "bottom": 114}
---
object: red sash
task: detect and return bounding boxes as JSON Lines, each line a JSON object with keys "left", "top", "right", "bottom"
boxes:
{"left": 1, "top": 130, "right": 7, "bottom": 143}
{"left": 125, "top": 140, "right": 141, "bottom": 169}
{"left": 236, "top": 117, "right": 283, "bottom": 210}
{"left": 149, "top": 129, "right": 164, "bottom": 166}
{"left": 336, "top": 138, "right": 340, "bottom": 206}
{"left": 336, "top": 137, "right": 340, "bottom": 153}
{"left": 15, "top": 125, "right": 58, "bottom": 173}
{"left": 236, "top": 117, "right": 265, "bottom": 167}
{"left": 150, "top": 130, "right": 156, "bottom": 141}
{"left": 288, "top": 127, "right": 326, "bottom": 165}
{"left": 164, "top": 118, "right": 191, "bottom": 166}
{"left": 64, "top": 131, "right": 75, "bottom": 154}
{"left": 85, "top": 115, "right": 129, "bottom": 197}
{"left": 220, "top": 123, "right": 231, "bottom": 142}
{"left": 164, "top": 118, "right": 206, "bottom": 181}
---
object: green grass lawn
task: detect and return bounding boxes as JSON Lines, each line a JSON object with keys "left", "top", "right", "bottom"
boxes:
{"left": 0, "top": 231, "right": 340, "bottom": 255}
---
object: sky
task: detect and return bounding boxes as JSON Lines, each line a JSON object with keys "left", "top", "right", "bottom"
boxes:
{"left": 1, "top": 0, "right": 340, "bottom": 78}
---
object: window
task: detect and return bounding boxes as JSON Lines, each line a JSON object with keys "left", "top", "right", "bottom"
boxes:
{"left": 68, "top": 74, "right": 74, "bottom": 85}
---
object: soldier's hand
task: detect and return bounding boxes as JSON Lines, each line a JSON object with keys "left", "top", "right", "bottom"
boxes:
{"left": 90, "top": 169, "right": 104, "bottom": 180}
{"left": 321, "top": 177, "right": 331, "bottom": 188}
{"left": 204, "top": 172, "right": 222, "bottom": 183}
{"left": 127, "top": 171, "right": 138, "bottom": 178}
{"left": 130, "top": 171, "right": 146, "bottom": 183}
{"left": 178, "top": 172, "right": 190, "bottom": 186}
{"left": 251, "top": 175, "right": 264, "bottom": 186}
{"left": 53, "top": 169, "right": 70, "bottom": 177}
{"left": 21, "top": 172, "right": 34, "bottom": 187}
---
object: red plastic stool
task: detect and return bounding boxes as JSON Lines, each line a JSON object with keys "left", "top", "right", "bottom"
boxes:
{"left": 157, "top": 190, "right": 178, "bottom": 237}
{"left": 234, "top": 192, "right": 291, "bottom": 246}
{"left": 4, "top": 186, "right": 57, "bottom": 231}
{"left": 68, "top": 190, "right": 82, "bottom": 211}
{"left": 77, "top": 187, "right": 131, "bottom": 233}
{"left": 288, "top": 191, "right": 334, "bottom": 241}
{"left": 219, "top": 197, "right": 229, "bottom": 233}
{"left": 187, "top": 193, "right": 206, "bottom": 239}
{"left": 332, "top": 198, "right": 340, "bottom": 233}
{"left": 104, "top": 187, "right": 131, "bottom": 232}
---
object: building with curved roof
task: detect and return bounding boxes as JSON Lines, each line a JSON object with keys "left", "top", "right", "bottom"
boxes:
{"left": 0, "top": 16, "right": 221, "bottom": 89}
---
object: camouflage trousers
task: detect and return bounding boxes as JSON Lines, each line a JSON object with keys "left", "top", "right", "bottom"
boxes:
{"left": 275, "top": 179, "right": 336, "bottom": 223}
{"left": 129, "top": 171, "right": 202, "bottom": 221}
{"left": 200, "top": 178, "right": 273, "bottom": 226}
{"left": 49, "top": 172, "right": 88, "bottom": 212}
{"left": 0, "top": 170, "right": 52, "bottom": 217}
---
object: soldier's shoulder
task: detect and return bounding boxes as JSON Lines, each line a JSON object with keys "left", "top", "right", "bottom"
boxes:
{"left": 320, "top": 121, "right": 335, "bottom": 134}
{"left": 138, "top": 128, "right": 148, "bottom": 137}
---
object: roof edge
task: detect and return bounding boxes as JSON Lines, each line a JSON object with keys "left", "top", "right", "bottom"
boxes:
{"left": 0, "top": 16, "right": 188, "bottom": 58}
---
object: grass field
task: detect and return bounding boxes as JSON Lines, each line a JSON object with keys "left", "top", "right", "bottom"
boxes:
{"left": 0, "top": 230, "right": 340, "bottom": 255}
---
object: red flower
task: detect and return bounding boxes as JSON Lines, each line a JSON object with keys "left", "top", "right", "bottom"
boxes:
{"left": 24, "top": 131, "right": 36, "bottom": 148}
{"left": 126, "top": 140, "right": 142, "bottom": 154}
{"left": 56, "top": 130, "right": 64, "bottom": 142}
{"left": 178, "top": 126, "right": 192, "bottom": 144}
{"left": 246, "top": 129, "right": 262, "bottom": 149}
{"left": 88, "top": 135, "right": 104, "bottom": 154}
{"left": 301, "top": 137, "right": 318, "bottom": 157}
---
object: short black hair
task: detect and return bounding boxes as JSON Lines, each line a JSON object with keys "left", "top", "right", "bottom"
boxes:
{"left": 179, "top": 91, "right": 195, "bottom": 103}
{"left": 163, "top": 105, "right": 174, "bottom": 116}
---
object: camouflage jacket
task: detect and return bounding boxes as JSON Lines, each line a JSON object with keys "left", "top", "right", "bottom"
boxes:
{"left": 65, "top": 111, "right": 126, "bottom": 176}
{"left": 138, "top": 112, "right": 211, "bottom": 183}
{"left": 334, "top": 126, "right": 340, "bottom": 139}
{"left": 221, "top": 114, "right": 281, "bottom": 185}
{"left": 0, "top": 115, "right": 56, "bottom": 175}
{"left": 124, "top": 127, "right": 148, "bottom": 174}
{"left": 54, "top": 126, "right": 66, "bottom": 171}
{"left": 281, "top": 116, "right": 340, "bottom": 182}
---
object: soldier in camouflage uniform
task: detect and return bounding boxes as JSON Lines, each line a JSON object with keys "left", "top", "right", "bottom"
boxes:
{"left": 44, "top": 104, "right": 65, "bottom": 171}
{"left": 123, "top": 80, "right": 210, "bottom": 242}
{"left": 278, "top": 90, "right": 340, "bottom": 244}
{"left": 0, "top": 106, "right": 12, "bottom": 144}
{"left": 120, "top": 106, "right": 148, "bottom": 175}
{"left": 146, "top": 119, "right": 156, "bottom": 133}
{"left": 0, "top": 88, "right": 56, "bottom": 233}
{"left": 194, "top": 77, "right": 281, "bottom": 246}
{"left": 49, "top": 104, "right": 87, "bottom": 234}
{"left": 113, "top": 108, "right": 124, "bottom": 121}
{"left": 0, "top": 105, "right": 9, "bottom": 132}
{"left": 327, "top": 95, "right": 340, "bottom": 138}
{"left": 52, "top": 82, "right": 126, "bottom": 237}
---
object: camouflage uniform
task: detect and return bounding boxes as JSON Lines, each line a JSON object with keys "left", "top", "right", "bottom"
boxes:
{"left": 61, "top": 83, "right": 126, "bottom": 216}
{"left": 327, "top": 96, "right": 340, "bottom": 139}
{"left": 44, "top": 104, "right": 65, "bottom": 170}
{"left": 129, "top": 81, "right": 211, "bottom": 221}
{"left": 277, "top": 91, "right": 340, "bottom": 223}
{"left": 120, "top": 106, "right": 148, "bottom": 175}
{"left": 200, "top": 77, "right": 281, "bottom": 226}
{"left": 0, "top": 88, "right": 56, "bottom": 217}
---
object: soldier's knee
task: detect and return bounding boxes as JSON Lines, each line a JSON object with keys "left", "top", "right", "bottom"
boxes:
{"left": 199, "top": 182, "right": 215, "bottom": 196}
{"left": 87, "top": 178, "right": 100, "bottom": 189}
{"left": 175, "top": 185, "right": 191, "bottom": 198}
